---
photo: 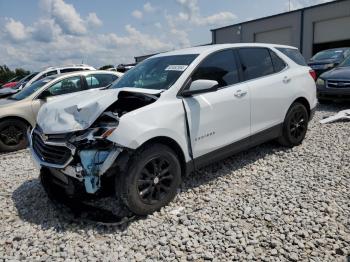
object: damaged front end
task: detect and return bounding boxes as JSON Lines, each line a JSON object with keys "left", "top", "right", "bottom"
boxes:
{"left": 30, "top": 89, "right": 160, "bottom": 198}
{"left": 30, "top": 122, "right": 123, "bottom": 197}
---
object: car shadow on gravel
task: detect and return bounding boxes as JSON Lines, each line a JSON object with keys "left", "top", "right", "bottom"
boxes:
{"left": 12, "top": 140, "right": 290, "bottom": 233}
{"left": 11, "top": 103, "right": 347, "bottom": 232}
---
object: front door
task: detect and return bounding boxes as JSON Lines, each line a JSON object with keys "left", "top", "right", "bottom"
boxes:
{"left": 183, "top": 49, "right": 251, "bottom": 159}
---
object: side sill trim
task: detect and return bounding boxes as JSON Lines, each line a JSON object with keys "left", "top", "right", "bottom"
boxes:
{"left": 186, "top": 123, "right": 283, "bottom": 172}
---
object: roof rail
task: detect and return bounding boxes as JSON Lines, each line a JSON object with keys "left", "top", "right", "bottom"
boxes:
{"left": 42, "top": 64, "right": 94, "bottom": 70}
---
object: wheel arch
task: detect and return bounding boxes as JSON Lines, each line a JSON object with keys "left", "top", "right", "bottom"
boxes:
{"left": 140, "top": 136, "right": 188, "bottom": 177}
{"left": 291, "top": 97, "right": 311, "bottom": 118}
{"left": 0, "top": 116, "right": 32, "bottom": 128}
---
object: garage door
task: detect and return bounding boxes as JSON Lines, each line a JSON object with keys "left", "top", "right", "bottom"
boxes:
{"left": 254, "top": 27, "right": 292, "bottom": 45}
{"left": 314, "top": 16, "right": 350, "bottom": 44}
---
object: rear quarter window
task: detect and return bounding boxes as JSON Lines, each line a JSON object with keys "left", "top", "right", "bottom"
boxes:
{"left": 276, "top": 47, "right": 307, "bottom": 66}
{"left": 269, "top": 50, "right": 287, "bottom": 72}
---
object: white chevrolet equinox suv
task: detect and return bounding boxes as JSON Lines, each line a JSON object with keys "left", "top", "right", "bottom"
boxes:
{"left": 30, "top": 44, "right": 317, "bottom": 215}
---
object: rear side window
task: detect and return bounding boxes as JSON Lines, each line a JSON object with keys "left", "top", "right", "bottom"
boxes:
{"left": 38, "top": 70, "right": 57, "bottom": 80}
{"left": 276, "top": 48, "right": 307, "bottom": 66}
{"left": 192, "top": 49, "right": 239, "bottom": 88}
{"left": 238, "top": 48, "right": 274, "bottom": 81}
{"left": 85, "top": 74, "right": 118, "bottom": 89}
{"left": 269, "top": 50, "right": 287, "bottom": 72}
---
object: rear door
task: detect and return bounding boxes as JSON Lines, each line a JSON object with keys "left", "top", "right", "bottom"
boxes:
{"left": 237, "top": 47, "right": 291, "bottom": 135}
{"left": 183, "top": 49, "right": 251, "bottom": 159}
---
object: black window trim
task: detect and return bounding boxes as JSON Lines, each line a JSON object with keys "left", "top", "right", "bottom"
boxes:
{"left": 236, "top": 47, "right": 289, "bottom": 83}
{"left": 178, "top": 46, "right": 290, "bottom": 97}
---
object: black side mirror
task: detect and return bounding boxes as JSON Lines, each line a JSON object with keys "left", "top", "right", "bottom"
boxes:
{"left": 182, "top": 79, "right": 219, "bottom": 97}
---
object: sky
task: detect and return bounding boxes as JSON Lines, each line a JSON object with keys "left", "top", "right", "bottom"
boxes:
{"left": 0, "top": 0, "right": 334, "bottom": 71}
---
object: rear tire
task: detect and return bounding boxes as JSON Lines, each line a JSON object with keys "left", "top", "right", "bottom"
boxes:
{"left": 118, "top": 143, "right": 182, "bottom": 215}
{"left": 278, "top": 103, "right": 309, "bottom": 147}
{"left": 0, "top": 119, "right": 29, "bottom": 152}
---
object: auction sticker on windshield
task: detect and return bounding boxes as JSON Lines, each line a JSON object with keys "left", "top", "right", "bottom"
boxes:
{"left": 165, "top": 65, "right": 188, "bottom": 71}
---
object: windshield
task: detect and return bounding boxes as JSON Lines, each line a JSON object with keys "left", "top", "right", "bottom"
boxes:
{"left": 10, "top": 77, "right": 53, "bottom": 100}
{"left": 111, "top": 54, "right": 198, "bottom": 90}
{"left": 339, "top": 56, "right": 350, "bottom": 67}
{"left": 311, "top": 49, "right": 344, "bottom": 61}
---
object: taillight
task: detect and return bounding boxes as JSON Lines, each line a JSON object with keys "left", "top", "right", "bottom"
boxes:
{"left": 309, "top": 70, "right": 317, "bottom": 81}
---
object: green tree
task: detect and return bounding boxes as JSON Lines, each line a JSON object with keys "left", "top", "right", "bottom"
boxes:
{"left": 0, "top": 65, "right": 30, "bottom": 85}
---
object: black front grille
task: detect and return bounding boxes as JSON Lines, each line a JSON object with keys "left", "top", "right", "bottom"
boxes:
{"left": 32, "top": 133, "right": 72, "bottom": 166}
{"left": 327, "top": 80, "right": 350, "bottom": 89}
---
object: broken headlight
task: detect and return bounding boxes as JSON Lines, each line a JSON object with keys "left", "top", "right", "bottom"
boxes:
{"left": 70, "top": 126, "right": 116, "bottom": 143}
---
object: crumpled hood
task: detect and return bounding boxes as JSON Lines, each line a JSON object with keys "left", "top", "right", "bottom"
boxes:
{"left": 37, "top": 88, "right": 162, "bottom": 134}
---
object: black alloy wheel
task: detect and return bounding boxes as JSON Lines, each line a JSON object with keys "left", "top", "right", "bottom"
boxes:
{"left": 118, "top": 143, "right": 182, "bottom": 215}
{"left": 288, "top": 110, "right": 307, "bottom": 142}
{"left": 137, "top": 157, "right": 175, "bottom": 205}
{"left": 278, "top": 102, "right": 309, "bottom": 147}
{"left": 0, "top": 119, "right": 28, "bottom": 152}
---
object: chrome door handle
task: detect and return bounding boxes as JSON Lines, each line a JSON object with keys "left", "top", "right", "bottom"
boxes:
{"left": 283, "top": 76, "right": 291, "bottom": 84}
{"left": 234, "top": 90, "right": 247, "bottom": 98}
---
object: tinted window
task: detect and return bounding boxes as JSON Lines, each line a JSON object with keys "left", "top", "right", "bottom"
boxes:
{"left": 38, "top": 70, "right": 58, "bottom": 80}
{"left": 111, "top": 55, "right": 197, "bottom": 90}
{"left": 238, "top": 48, "right": 274, "bottom": 81}
{"left": 192, "top": 49, "right": 239, "bottom": 87}
{"left": 270, "top": 50, "right": 287, "bottom": 72}
{"left": 85, "top": 74, "right": 118, "bottom": 89}
{"left": 46, "top": 76, "right": 83, "bottom": 96}
{"left": 276, "top": 48, "right": 307, "bottom": 66}
{"left": 339, "top": 56, "right": 350, "bottom": 67}
{"left": 311, "top": 49, "right": 345, "bottom": 61}
{"left": 60, "top": 68, "right": 84, "bottom": 73}
{"left": 10, "top": 78, "right": 53, "bottom": 100}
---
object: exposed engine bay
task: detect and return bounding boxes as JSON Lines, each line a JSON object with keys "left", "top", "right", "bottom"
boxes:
{"left": 31, "top": 90, "right": 160, "bottom": 197}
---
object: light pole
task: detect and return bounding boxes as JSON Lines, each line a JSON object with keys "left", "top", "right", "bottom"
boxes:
{"left": 289, "top": 0, "right": 291, "bottom": 11}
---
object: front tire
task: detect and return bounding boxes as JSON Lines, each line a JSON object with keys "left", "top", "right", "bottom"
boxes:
{"left": 118, "top": 144, "right": 182, "bottom": 215}
{"left": 0, "top": 119, "right": 29, "bottom": 152}
{"left": 278, "top": 103, "right": 309, "bottom": 147}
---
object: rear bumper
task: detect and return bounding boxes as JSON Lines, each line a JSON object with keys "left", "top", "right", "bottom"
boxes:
{"left": 317, "top": 86, "right": 350, "bottom": 100}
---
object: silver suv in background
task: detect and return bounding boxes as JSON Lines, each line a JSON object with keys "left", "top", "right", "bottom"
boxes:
{"left": 0, "top": 70, "right": 122, "bottom": 152}
{"left": 23, "top": 64, "right": 96, "bottom": 89}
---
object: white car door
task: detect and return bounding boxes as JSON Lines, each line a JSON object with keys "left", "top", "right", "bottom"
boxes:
{"left": 183, "top": 49, "right": 251, "bottom": 160}
{"left": 237, "top": 47, "right": 293, "bottom": 135}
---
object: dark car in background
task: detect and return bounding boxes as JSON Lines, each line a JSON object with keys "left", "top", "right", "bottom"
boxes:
{"left": 0, "top": 72, "right": 38, "bottom": 98}
{"left": 316, "top": 55, "right": 350, "bottom": 103}
{"left": 308, "top": 48, "right": 350, "bottom": 77}
{"left": 1, "top": 75, "right": 23, "bottom": 88}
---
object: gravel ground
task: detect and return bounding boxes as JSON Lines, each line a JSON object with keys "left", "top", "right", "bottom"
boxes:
{"left": 0, "top": 104, "right": 349, "bottom": 261}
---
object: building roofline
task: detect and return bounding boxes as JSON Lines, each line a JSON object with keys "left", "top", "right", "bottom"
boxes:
{"left": 211, "top": 0, "right": 346, "bottom": 32}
